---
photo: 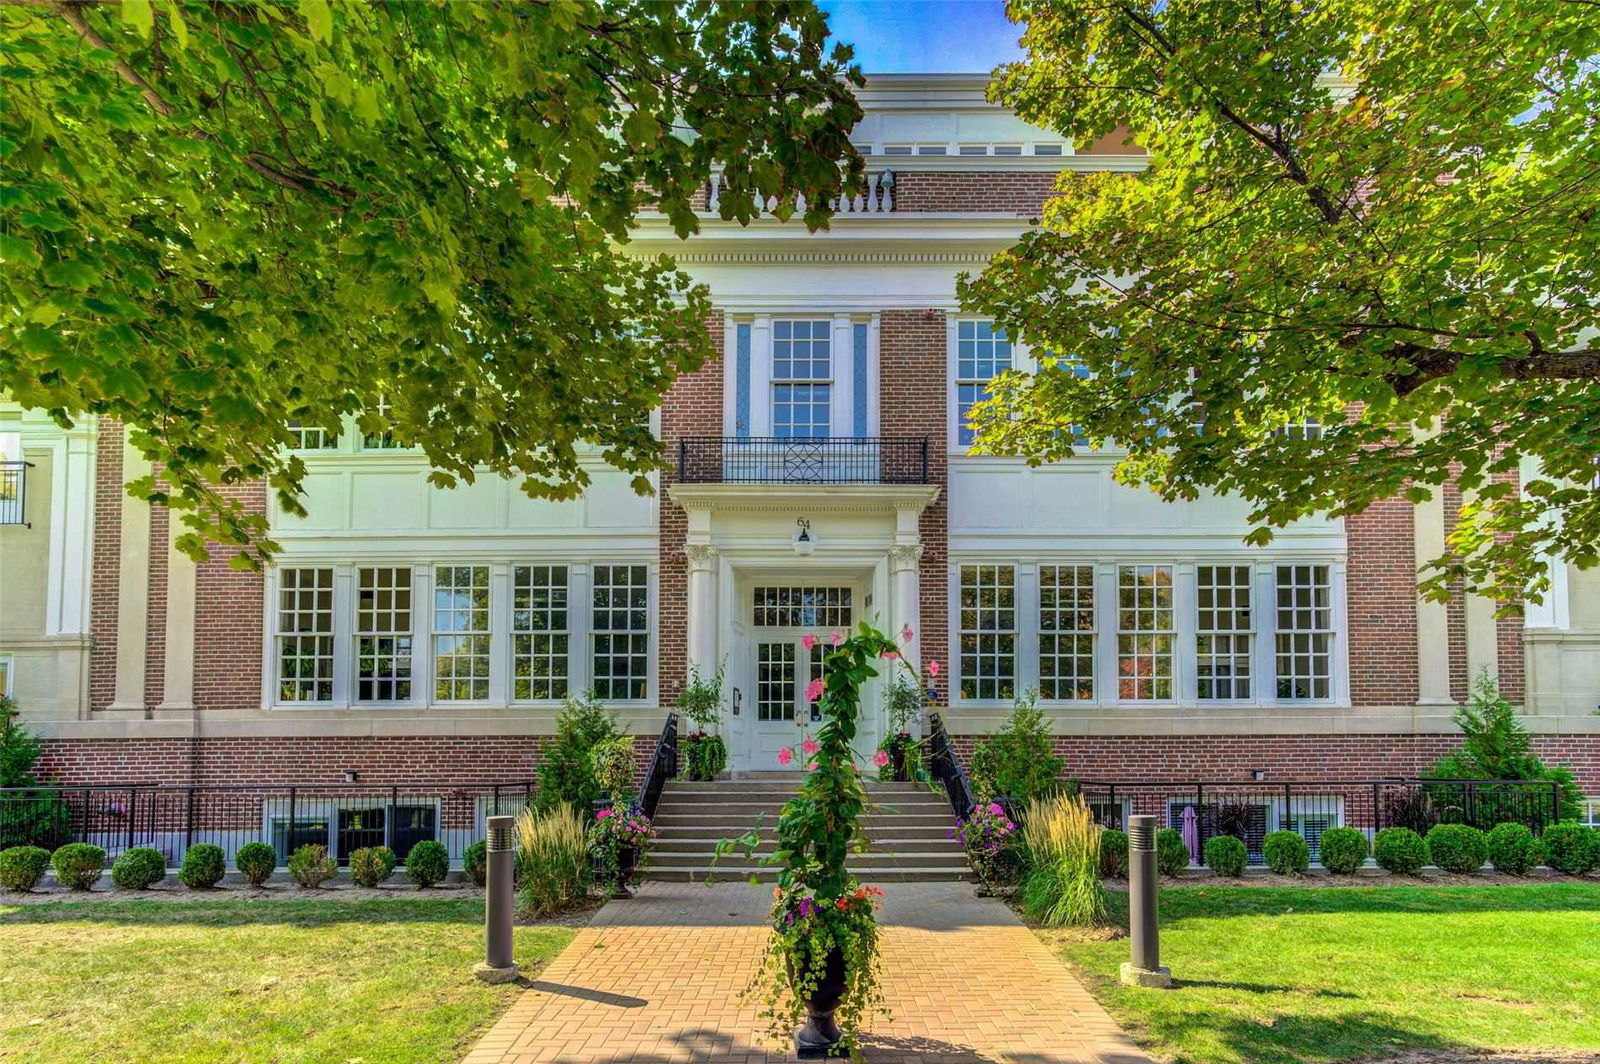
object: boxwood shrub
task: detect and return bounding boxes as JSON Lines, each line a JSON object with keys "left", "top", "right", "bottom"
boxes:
{"left": 1374, "top": 827, "right": 1427, "bottom": 874}
{"left": 463, "top": 840, "right": 488, "bottom": 888}
{"left": 1204, "top": 834, "right": 1248, "bottom": 877}
{"left": 1098, "top": 829, "right": 1128, "bottom": 878}
{"left": 1486, "top": 822, "right": 1540, "bottom": 876}
{"left": 235, "top": 841, "right": 277, "bottom": 887}
{"left": 1317, "top": 827, "right": 1369, "bottom": 874}
{"left": 286, "top": 844, "right": 337, "bottom": 888}
{"left": 1155, "top": 828, "right": 1190, "bottom": 876}
{"left": 0, "top": 846, "right": 52, "bottom": 892}
{"left": 1263, "top": 830, "right": 1310, "bottom": 875}
{"left": 1426, "top": 823, "right": 1489, "bottom": 874}
{"left": 178, "top": 843, "right": 226, "bottom": 888}
{"left": 1540, "top": 823, "right": 1600, "bottom": 876}
{"left": 349, "top": 846, "right": 396, "bottom": 888}
{"left": 110, "top": 847, "right": 167, "bottom": 890}
{"left": 51, "top": 843, "right": 106, "bottom": 890}
{"left": 404, "top": 840, "right": 450, "bottom": 888}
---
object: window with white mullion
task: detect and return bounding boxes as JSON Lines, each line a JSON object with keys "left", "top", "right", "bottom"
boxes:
{"left": 592, "top": 564, "right": 649, "bottom": 700}
{"left": 1275, "top": 564, "right": 1333, "bottom": 700}
{"left": 512, "top": 564, "right": 569, "bottom": 701}
{"left": 1196, "top": 564, "right": 1254, "bottom": 700}
{"left": 433, "top": 565, "right": 491, "bottom": 701}
{"left": 958, "top": 564, "right": 1017, "bottom": 702}
{"left": 354, "top": 566, "right": 413, "bottom": 703}
{"left": 772, "top": 320, "right": 832, "bottom": 439}
{"left": 1116, "top": 564, "right": 1174, "bottom": 700}
{"left": 955, "top": 320, "right": 1012, "bottom": 447}
{"left": 1039, "top": 564, "right": 1095, "bottom": 701}
{"left": 277, "top": 568, "right": 335, "bottom": 702}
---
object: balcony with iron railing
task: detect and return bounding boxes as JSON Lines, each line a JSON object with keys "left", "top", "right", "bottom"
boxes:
{"left": 0, "top": 461, "right": 31, "bottom": 526}
{"left": 676, "top": 436, "right": 929, "bottom": 485}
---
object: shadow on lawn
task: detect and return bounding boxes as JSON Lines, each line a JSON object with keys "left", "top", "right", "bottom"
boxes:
{"left": 0, "top": 894, "right": 491, "bottom": 929}
{"left": 1101, "top": 883, "right": 1600, "bottom": 926}
{"left": 1136, "top": 1009, "right": 1475, "bottom": 1064}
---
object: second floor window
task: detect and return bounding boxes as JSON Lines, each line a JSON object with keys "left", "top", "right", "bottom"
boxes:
{"left": 772, "top": 320, "right": 832, "bottom": 438}
{"left": 956, "top": 320, "right": 1012, "bottom": 447}
{"left": 356, "top": 567, "right": 413, "bottom": 702}
{"left": 592, "top": 564, "right": 649, "bottom": 700}
{"left": 958, "top": 564, "right": 1017, "bottom": 701}
{"left": 434, "top": 566, "right": 491, "bottom": 701}
{"left": 1117, "top": 564, "right": 1174, "bottom": 700}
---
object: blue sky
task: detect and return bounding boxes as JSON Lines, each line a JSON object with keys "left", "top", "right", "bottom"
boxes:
{"left": 815, "top": 0, "right": 1024, "bottom": 74}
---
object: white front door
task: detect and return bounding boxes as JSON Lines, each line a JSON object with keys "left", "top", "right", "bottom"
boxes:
{"left": 752, "top": 637, "right": 816, "bottom": 770}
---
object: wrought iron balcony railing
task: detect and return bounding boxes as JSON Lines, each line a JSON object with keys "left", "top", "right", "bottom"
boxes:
{"left": 676, "top": 436, "right": 929, "bottom": 486}
{"left": 0, "top": 461, "right": 31, "bottom": 526}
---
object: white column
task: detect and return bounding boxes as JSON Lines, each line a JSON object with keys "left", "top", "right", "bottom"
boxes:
{"left": 889, "top": 543, "right": 923, "bottom": 669}
{"left": 1413, "top": 488, "right": 1454, "bottom": 706}
{"left": 156, "top": 514, "right": 197, "bottom": 715}
{"left": 684, "top": 544, "right": 719, "bottom": 681}
{"left": 107, "top": 436, "right": 151, "bottom": 715}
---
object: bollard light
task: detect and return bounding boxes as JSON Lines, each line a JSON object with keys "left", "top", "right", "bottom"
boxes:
{"left": 1120, "top": 814, "right": 1172, "bottom": 988}
{"left": 474, "top": 814, "right": 520, "bottom": 984}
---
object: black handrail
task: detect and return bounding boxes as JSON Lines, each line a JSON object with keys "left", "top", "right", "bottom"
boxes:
{"left": 924, "top": 712, "right": 976, "bottom": 822}
{"left": 675, "top": 436, "right": 930, "bottom": 485}
{"left": 633, "top": 712, "right": 679, "bottom": 820}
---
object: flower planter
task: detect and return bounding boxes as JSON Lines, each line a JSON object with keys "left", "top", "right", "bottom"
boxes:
{"left": 789, "top": 944, "right": 848, "bottom": 1058}
{"left": 610, "top": 844, "right": 636, "bottom": 899}
{"left": 889, "top": 742, "right": 909, "bottom": 783}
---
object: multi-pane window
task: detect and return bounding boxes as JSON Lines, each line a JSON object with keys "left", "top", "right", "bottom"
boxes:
{"left": 434, "top": 565, "right": 491, "bottom": 700}
{"left": 752, "top": 586, "right": 852, "bottom": 628}
{"left": 1039, "top": 565, "right": 1094, "bottom": 700}
{"left": 1275, "top": 564, "right": 1332, "bottom": 699}
{"left": 1271, "top": 418, "right": 1324, "bottom": 441}
{"left": 772, "top": 320, "right": 832, "bottom": 438}
{"left": 278, "top": 568, "right": 334, "bottom": 701}
{"left": 592, "top": 564, "right": 649, "bottom": 700}
{"left": 757, "top": 641, "right": 797, "bottom": 721}
{"left": 287, "top": 420, "right": 339, "bottom": 450}
{"left": 512, "top": 565, "right": 568, "bottom": 701}
{"left": 956, "top": 320, "right": 1012, "bottom": 446}
{"left": 1117, "top": 565, "right": 1174, "bottom": 700}
{"left": 356, "top": 567, "right": 412, "bottom": 702}
{"left": 1196, "top": 565, "right": 1253, "bottom": 699}
{"left": 958, "top": 565, "right": 1016, "bottom": 701}
{"left": 361, "top": 397, "right": 404, "bottom": 449}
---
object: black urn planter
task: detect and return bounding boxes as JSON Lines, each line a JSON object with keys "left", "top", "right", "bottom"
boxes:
{"left": 609, "top": 845, "right": 636, "bottom": 899}
{"left": 789, "top": 945, "right": 848, "bottom": 1058}
{"left": 889, "top": 743, "right": 910, "bottom": 783}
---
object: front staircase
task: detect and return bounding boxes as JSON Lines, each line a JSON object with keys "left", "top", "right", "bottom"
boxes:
{"left": 646, "top": 777, "right": 970, "bottom": 882}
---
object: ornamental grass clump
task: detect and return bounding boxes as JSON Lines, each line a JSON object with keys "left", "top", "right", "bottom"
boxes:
{"left": 515, "top": 803, "right": 591, "bottom": 917}
{"left": 1019, "top": 792, "right": 1108, "bottom": 927}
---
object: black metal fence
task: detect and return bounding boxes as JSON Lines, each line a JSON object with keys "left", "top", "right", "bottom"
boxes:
{"left": 636, "top": 713, "right": 678, "bottom": 819}
{"left": 676, "top": 436, "right": 930, "bottom": 485}
{"left": 0, "top": 460, "right": 30, "bottom": 526}
{"left": 925, "top": 713, "right": 976, "bottom": 822}
{"left": 0, "top": 782, "right": 538, "bottom": 871}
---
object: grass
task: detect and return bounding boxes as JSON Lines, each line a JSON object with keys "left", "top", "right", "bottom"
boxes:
{"left": 0, "top": 896, "right": 575, "bottom": 1064}
{"left": 1047, "top": 883, "right": 1600, "bottom": 1064}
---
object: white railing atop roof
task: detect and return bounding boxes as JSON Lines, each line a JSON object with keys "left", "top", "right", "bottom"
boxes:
{"left": 706, "top": 170, "right": 894, "bottom": 216}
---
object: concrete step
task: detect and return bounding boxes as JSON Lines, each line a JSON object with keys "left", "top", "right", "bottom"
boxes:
{"left": 647, "top": 865, "right": 972, "bottom": 883}
{"left": 655, "top": 825, "right": 957, "bottom": 843}
{"left": 649, "top": 851, "right": 965, "bottom": 870}
{"left": 651, "top": 837, "right": 963, "bottom": 853}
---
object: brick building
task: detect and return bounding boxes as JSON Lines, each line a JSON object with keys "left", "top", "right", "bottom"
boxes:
{"left": 2, "top": 74, "right": 1597, "bottom": 841}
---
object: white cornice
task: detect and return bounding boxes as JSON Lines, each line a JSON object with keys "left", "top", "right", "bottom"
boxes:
{"left": 669, "top": 483, "right": 942, "bottom": 516}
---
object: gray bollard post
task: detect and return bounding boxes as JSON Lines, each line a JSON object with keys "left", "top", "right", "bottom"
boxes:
{"left": 474, "top": 814, "right": 520, "bottom": 984}
{"left": 1120, "top": 814, "right": 1172, "bottom": 988}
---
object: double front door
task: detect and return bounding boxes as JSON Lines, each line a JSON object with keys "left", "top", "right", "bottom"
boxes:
{"left": 751, "top": 635, "right": 824, "bottom": 769}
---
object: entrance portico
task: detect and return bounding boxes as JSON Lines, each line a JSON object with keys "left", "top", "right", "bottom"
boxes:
{"left": 669, "top": 483, "right": 940, "bottom": 773}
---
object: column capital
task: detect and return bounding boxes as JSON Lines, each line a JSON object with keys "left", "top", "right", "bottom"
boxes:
{"left": 683, "top": 543, "right": 719, "bottom": 572}
{"left": 888, "top": 543, "right": 924, "bottom": 572}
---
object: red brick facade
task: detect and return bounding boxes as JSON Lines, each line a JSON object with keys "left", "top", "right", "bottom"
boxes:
{"left": 894, "top": 171, "right": 1061, "bottom": 215}
{"left": 1344, "top": 498, "right": 1419, "bottom": 707}
{"left": 192, "top": 483, "right": 268, "bottom": 712}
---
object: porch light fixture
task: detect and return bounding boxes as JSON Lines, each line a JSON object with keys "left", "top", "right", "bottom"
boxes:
{"left": 793, "top": 518, "right": 816, "bottom": 556}
{"left": 1251, "top": 769, "right": 1267, "bottom": 782}
{"left": 343, "top": 769, "right": 360, "bottom": 783}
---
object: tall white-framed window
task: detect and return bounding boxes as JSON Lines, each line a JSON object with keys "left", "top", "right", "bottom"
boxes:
{"left": 277, "top": 568, "right": 335, "bottom": 703}
{"left": 1038, "top": 565, "right": 1094, "bottom": 700}
{"left": 772, "top": 320, "right": 832, "bottom": 438}
{"left": 1581, "top": 797, "right": 1600, "bottom": 829}
{"left": 955, "top": 320, "right": 1012, "bottom": 447}
{"left": 1117, "top": 565, "right": 1174, "bottom": 700}
{"left": 433, "top": 565, "right": 491, "bottom": 701}
{"left": 512, "top": 564, "right": 568, "bottom": 701}
{"left": 1196, "top": 564, "right": 1253, "bottom": 700}
{"left": 592, "top": 564, "right": 649, "bottom": 700}
{"left": 355, "top": 566, "right": 413, "bottom": 703}
{"left": 0, "top": 653, "right": 14, "bottom": 699}
{"left": 958, "top": 564, "right": 1017, "bottom": 701}
{"left": 1275, "top": 564, "right": 1333, "bottom": 699}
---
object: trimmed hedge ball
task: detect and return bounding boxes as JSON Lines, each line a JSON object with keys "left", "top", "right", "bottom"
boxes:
{"left": 51, "top": 843, "right": 106, "bottom": 890}
{"left": 349, "top": 846, "right": 396, "bottom": 888}
{"left": 0, "top": 846, "right": 52, "bottom": 892}
{"left": 178, "top": 844, "right": 227, "bottom": 889}
{"left": 1204, "top": 834, "right": 1248, "bottom": 877}
{"left": 463, "top": 840, "right": 488, "bottom": 888}
{"left": 235, "top": 841, "right": 277, "bottom": 887}
{"left": 1426, "top": 823, "right": 1489, "bottom": 874}
{"left": 1540, "top": 823, "right": 1600, "bottom": 876}
{"left": 110, "top": 847, "right": 167, "bottom": 890}
{"left": 1155, "top": 828, "right": 1191, "bottom": 877}
{"left": 1486, "top": 822, "right": 1540, "bottom": 876}
{"left": 1317, "top": 827, "right": 1369, "bottom": 875}
{"left": 287, "top": 844, "right": 337, "bottom": 888}
{"left": 1263, "top": 831, "right": 1310, "bottom": 876}
{"left": 404, "top": 840, "right": 450, "bottom": 888}
{"left": 1374, "top": 827, "right": 1428, "bottom": 875}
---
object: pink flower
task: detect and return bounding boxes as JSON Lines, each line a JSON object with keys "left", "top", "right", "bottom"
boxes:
{"left": 597, "top": 808, "right": 614, "bottom": 819}
{"left": 881, "top": 650, "right": 899, "bottom": 661}
{"left": 805, "top": 678, "right": 824, "bottom": 702}
{"left": 873, "top": 749, "right": 890, "bottom": 768}
{"left": 805, "top": 761, "right": 817, "bottom": 772}
{"left": 927, "top": 660, "right": 940, "bottom": 677}
{"left": 987, "top": 802, "right": 1003, "bottom": 816}
{"left": 900, "top": 625, "right": 914, "bottom": 644}
{"left": 802, "top": 633, "right": 817, "bottom": 651}
{"left": 777, "top": 746, "right": 794, "bottom": 766}
{"left": 830, "top": 630, "right": 845, "bottom": 647}
{"left": 802, "top": 737, "right": 819, "bottom": 755}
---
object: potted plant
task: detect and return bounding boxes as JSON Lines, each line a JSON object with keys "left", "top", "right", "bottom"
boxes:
{"left": 677, "top": 662, "right": 728, "bottom": 782}
{"left": 587, "top": 735, "right": 652, "bottom": 897}
{"left": 877, "top": 670, "right": 931, "bottom": 782}
{"left": 730, "top": 623, "right": 914, "bottom": 1058}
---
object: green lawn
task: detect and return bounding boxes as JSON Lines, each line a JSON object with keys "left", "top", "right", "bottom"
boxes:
{"left": 0, "top": 897, "right": 575, "bottom": 1064}
{"left": 1049, "top": 884, "right": 1600, "bottom": 1064}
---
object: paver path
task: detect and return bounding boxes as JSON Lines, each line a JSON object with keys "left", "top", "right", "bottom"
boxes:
{"left": 462, "top": 881, "right": 1151, "bottom": 1064}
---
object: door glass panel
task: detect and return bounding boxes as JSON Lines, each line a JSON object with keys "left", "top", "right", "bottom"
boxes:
{"left": 757, "top": 642, "right": 797, "bottom": 722}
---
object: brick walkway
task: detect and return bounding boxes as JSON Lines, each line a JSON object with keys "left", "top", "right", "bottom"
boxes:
{"left": 462, "top": 881, "right": 1151, "bottom": 1064}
